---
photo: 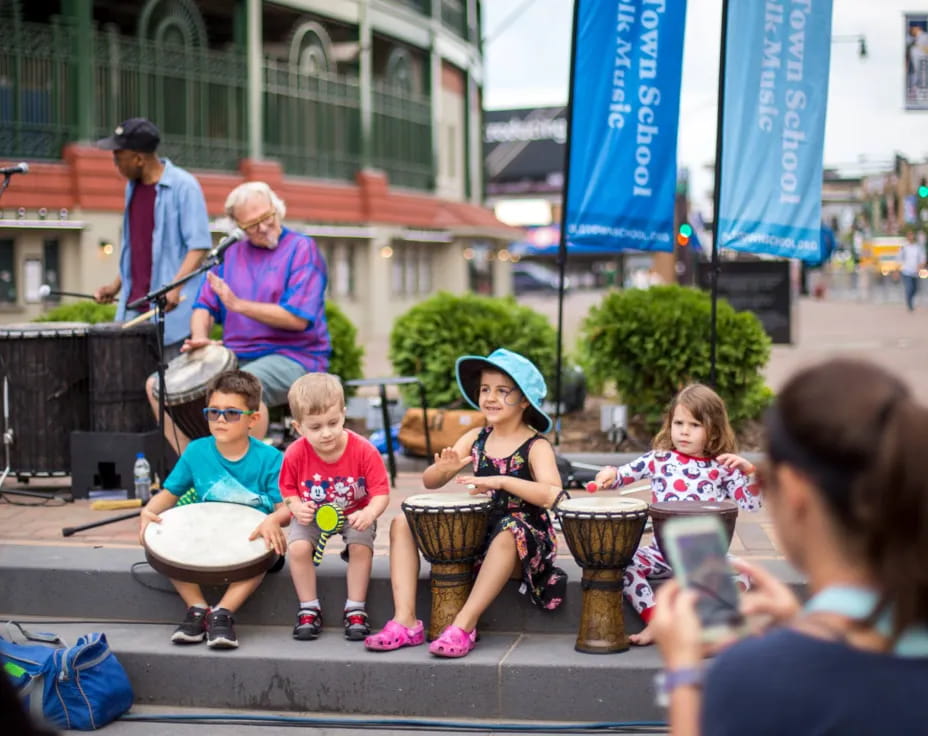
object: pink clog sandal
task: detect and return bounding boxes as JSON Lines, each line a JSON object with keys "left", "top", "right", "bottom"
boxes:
{"left": 428, "top": 625, "right": 477, "bottom": 658}
{"left": 364, "top": 619, "right": 425, "bottom": 651}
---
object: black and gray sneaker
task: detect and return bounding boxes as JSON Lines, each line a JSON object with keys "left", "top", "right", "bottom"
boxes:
{"left": 344, "top": 608, "right": 370, "bottom": 641}
{"left": 171, "top": 606, "right": 209, "bottom": 644}
{"left": 206, "top": 608, "right": 239, "bottom": 649}
{"left": 293, "top": 607, "right": 323, "bottom": 640}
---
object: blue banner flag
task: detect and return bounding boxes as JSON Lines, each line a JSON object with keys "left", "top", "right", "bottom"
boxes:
{"left": 717, "top": 0, "right": 833, "bottom": 262}
{"left": 564, "top": 0, "right": 688, "bottom": 253}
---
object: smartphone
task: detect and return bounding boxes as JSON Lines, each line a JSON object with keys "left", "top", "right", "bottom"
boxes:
{"left": 661, "top": 515, "right": 745, "bottom": 642}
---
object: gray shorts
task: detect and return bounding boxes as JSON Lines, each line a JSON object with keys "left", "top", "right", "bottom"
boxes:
{"left": 240, "top": 354, "right": 306, "bottom": 408}
{"left": 288, "top": 517, "right": 377, "bottom": 551}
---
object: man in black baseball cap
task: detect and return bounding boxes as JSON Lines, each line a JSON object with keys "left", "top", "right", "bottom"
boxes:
{"left": 93, "top": 116, "right": 210, "bottom": 360}
{"left": 95, "top": 117, "right": 161, "bottom": 153}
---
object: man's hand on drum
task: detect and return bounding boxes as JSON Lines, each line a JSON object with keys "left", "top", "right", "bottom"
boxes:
{"left": 251, "top": 517, "right": 287, "bottom": 556}
{"left": 181, "top": 336, "right": 217, "bottom": 353}
{"left": 207, "top": 271, "right": 241, "bottom": 312}
{"left": 138, "top": 507, "right": 163, "bottom": 545}
{"left": 347, "top": 507, "right": 376, "bottom": 532}
{"left": 591, "top": 466, "right": 618, "bottom": 492}
{"left": 455, "top": 475, "right": 497, "bottom": 495}
{"left": 289, "top": 499, "right": 316, "bottom": 526}
{"left": 717, "top": 453, "right": 755, "bottom": 475}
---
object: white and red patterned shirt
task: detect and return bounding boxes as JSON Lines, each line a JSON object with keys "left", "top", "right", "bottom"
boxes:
{"left": 610, "top": 449, "right": 761, "bottom": 511}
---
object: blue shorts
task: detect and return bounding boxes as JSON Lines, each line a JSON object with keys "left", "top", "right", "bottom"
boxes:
{"left": 240, "top": 354, "right": 306, "bottom": 408}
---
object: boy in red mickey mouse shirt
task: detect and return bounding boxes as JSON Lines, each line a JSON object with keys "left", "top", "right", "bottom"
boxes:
{"left": 280, "top": 373, "right": 389, "bottom": 642}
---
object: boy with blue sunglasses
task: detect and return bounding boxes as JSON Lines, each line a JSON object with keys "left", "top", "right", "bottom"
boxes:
{"left": 139, "top": 370, "right": 288, "bottom": 649}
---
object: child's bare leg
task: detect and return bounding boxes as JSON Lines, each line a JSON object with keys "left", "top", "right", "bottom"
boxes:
{"left": 216, "top": 574, "right": 266, "bottom": 613}
{"left": 288, "top": 540, "right": 318, "bottom": 602}
{"left": 171, "top": 579, "right": 208, "bottom": 609}
{"left": 346, "top": 543, "right": 373, "bottom": 603}
{"left": 451, "top": 532, "right": 517, "bottom": 632}
{"left": 389, "top": 514, "right": 421, "bottom": 628}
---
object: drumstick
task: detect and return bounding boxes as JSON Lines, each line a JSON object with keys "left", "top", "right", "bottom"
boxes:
{"left": 122, "top": 296, "right": 187, "bottom": 329}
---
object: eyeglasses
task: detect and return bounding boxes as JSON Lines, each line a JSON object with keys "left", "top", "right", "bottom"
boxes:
{"left": 237, "top": 208, "right": 277, "bottom": 233}
{"left": 202, "top": 408, "right": 255, "bottom": 422}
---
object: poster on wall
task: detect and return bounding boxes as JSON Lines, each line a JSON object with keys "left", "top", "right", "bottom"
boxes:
{"left": 905, "top": 13, "right": 928, "bottom": 110}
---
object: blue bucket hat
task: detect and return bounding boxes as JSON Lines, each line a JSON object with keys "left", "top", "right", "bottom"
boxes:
{"left": 455, "top": 348, "right": 552, "bottom": 434}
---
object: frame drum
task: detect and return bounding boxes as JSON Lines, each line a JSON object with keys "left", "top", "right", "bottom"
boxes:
{"left": 556, "top": 495, "right": 649, "bottom": 654}
{"left": 143, "top": 502, "right": 277, "bottom": 585}
{"left": 649, "top": 499, "right": 739, "bottom": 558}
{"left": 402, "top": 492, "right": 493, "bottom": 641}
{"left": 151, "top": 344, "right": 237, "bottom": 439}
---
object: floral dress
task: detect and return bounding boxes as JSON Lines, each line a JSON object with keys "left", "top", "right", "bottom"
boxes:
{"left": 471, "top": 427, "right": 567, "bottom": 610}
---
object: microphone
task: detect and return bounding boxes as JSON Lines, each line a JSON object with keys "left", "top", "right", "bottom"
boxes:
{"left": 205, "top": 228, "right": 244, "bottom": 263}
{"left": 0, "top": 162, "right": 29, "bottom": 176}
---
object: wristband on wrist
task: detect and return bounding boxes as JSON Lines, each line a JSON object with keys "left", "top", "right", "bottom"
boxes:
{"left": 654, "top": 666, "right": 704, "bottom": 707}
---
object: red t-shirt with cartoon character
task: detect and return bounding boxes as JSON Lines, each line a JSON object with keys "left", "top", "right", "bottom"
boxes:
{"left": 279, "top": 429, "right": 389, "bottom": 514}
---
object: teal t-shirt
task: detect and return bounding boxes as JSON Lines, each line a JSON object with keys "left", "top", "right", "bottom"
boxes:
{"left": 164, "top": 436, "right": 283, "bottom": 514}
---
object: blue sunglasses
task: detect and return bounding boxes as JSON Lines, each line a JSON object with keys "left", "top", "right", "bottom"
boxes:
{"left": 202, "top": 407, "right": 255, "bottom": 422}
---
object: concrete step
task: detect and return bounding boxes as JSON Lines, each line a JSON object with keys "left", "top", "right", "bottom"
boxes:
{"left": 15, "top": 621, "right": 667, "bottom": 723}
{"left": 1, "top": 543, "right": 804, "bottom": 635}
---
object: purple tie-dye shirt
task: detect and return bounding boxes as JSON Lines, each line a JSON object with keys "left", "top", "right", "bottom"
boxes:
{"left": 193, "top": 227, "right": 330, "bottom": 371}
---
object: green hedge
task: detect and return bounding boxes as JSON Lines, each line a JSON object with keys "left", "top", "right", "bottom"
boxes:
{"left": 577, "top": 285, "right": 772, "bottom": 430}
{"left": 389, "top": 291, "right": 558, "bottom": 407}
{"left": 32, "top": 300, "right": 364, "bottom": 388}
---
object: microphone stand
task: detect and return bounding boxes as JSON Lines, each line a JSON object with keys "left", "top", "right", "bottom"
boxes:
{"left": 127, "top": 247, "right": 229, "bottom": 487}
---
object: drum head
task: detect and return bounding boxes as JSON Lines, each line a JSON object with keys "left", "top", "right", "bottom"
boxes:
{"left": 0, "top": 321, "right": 89, "bottom": 337}
{"left": 153, "top": 344, "right": 237, "bottom": 403}
{"left": 402, "top": 492, "right": 493, "bottom": 510}
{"left": 649, "top": 499, "right": 739, "bottom": 516}
{"left": 143, "top": 502, "right": 275, "bottom": 585}
{"left": 558, "top": 496, "right": 648, "bottom": 514}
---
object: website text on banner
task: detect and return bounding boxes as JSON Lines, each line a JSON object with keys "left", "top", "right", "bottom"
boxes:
{"left": 717, "top": 0, "right": 833, "bottom": 263}
{"left": 565, "top": 0, "right": 688, "bottom": 254}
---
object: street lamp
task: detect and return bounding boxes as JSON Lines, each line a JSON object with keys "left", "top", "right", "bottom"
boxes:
{"left": 832, "top": 34, "right": 867, "bottom": 59}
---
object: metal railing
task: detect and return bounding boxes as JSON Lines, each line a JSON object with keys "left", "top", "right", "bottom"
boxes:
{"left": 373, "top": 82, "right": 433, "bottom": 190}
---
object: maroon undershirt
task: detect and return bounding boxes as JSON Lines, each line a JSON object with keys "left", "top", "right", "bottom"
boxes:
{"left": 126, "top": 182, "right": 157, "bottom": 306}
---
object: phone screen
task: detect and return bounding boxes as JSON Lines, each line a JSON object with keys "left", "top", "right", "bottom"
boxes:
{"left": 674, "top": 529, "right": 743, "bottom": 629}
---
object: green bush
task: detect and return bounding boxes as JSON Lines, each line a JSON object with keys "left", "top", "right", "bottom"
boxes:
{"left": 325, "top": 301, "right": 364, "bottom": 390}
{"left": 577, "top": 285, "right": 772, "bottom": 430}
{"left": 34, "top": 301, "right": 116, "bottom": 324}
{"left": 390, "top": 291, "right": 558, "bottom": 407}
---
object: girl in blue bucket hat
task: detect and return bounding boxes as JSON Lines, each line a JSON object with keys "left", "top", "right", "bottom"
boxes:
{"left": 365, "top": 348, "right": 567, "bottom": 657}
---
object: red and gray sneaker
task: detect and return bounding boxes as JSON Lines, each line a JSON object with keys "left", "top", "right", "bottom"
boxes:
{"left": 171, "top": 605, "right": 209, "bottom": 644}
{"left": 206, "top": 608, "right": 239, "bottom": 649}
{"left": 293, "top": 606, "right": 323, "bottom": 640}
{"left": 344, "top": 608, "right": 370, "bottom": 641}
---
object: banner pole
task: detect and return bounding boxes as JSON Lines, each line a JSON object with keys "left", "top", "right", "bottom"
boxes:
{"left": 709, "top": 0, "right": 731, "bottom": 388}
{"left": 553, "top": 0, "right": 582, "bottom": 446}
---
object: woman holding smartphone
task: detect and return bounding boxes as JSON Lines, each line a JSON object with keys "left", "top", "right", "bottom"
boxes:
{"left": 652, "top": 358, "right": 928, "bottom": 735}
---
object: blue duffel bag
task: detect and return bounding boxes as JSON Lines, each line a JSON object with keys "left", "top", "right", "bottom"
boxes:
{"left": 1, "top": 622, "right": 134, "bottom": 731}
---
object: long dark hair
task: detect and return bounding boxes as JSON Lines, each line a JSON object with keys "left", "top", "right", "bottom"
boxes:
{"left": 765, "top": 358, "right": 928, "bottom": 639}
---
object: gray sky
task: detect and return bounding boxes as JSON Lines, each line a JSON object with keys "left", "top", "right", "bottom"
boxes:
{"left": 481, "top": 0, "right": 928, "bottom": 214}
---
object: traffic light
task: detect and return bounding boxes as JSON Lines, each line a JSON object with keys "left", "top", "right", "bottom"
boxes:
{"left": 676, "top": 222, "right": 693, "bottom": 246}
{"left": 918, "top": 177, "right": 928, "bottom": 199}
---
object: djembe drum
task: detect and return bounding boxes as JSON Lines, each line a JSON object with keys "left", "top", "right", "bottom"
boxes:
{"left": 556, "top": 495, "right": 649, "bottom": 654}
{"left": 402, "top": 492, "right": 493, "bottom": 641}
{"left": 143, "top": 502, "right": 277, "bottom": 585}
{"left": 649, "top": 500, "right": 739, "bottom": 557}
{"left": 151, "top": 344, "right": 237, "bottom": 439}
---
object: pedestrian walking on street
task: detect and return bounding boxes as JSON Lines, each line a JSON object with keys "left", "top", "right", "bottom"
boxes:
{"left": 899, "top": 229, "right": 925, "bottom": 311}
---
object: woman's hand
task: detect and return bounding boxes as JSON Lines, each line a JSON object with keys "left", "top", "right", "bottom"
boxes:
{"left": 456, "top": 475, "right": 499, "bottom": 495}
{"left": 652, "top": 580, "right": 704, "bottom": 669}
{"left": 733, "top": 559, "right": 801, "bottom": 629}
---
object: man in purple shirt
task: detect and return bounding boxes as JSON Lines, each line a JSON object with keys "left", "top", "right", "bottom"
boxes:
{"left": 179, "top": 181, "right": 330, "bottom": 445}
